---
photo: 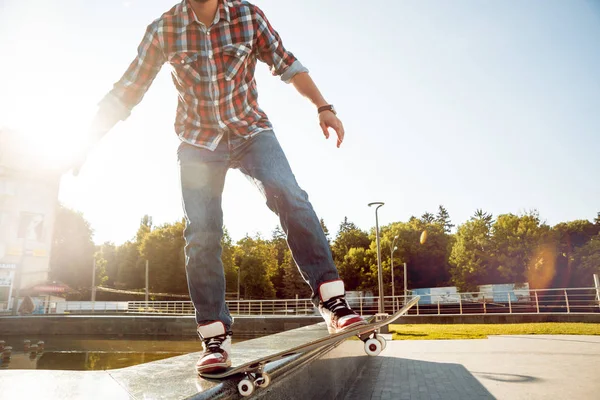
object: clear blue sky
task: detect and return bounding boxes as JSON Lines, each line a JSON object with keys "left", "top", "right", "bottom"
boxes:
{"left": 1, "top": 0, "right": 599, "bottom": 244}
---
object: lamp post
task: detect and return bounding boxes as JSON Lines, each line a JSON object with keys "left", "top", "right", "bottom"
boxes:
{"left": 404, "top": 262, "right": 408, "bottom": 305}
{"left": 391, "top": 235, "right": 399, "bottom": 306}
{"left": 368, "top": 202, "right": 385, "bottom": 315}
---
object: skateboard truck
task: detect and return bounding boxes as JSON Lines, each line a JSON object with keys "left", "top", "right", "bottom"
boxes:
{"left": 236, "top": 364, "right": 271, "bottom": 397}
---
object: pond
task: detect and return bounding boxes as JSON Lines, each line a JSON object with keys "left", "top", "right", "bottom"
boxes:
{"left": 0, "top": 334, "right": 256, "bottom": 371}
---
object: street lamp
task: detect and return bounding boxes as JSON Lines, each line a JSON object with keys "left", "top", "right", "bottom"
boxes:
{"left": 368, "top": 202, "right": 385, "bottom": 315}
{"left": 391, "top": 235, "right": 399, "bottom": 304}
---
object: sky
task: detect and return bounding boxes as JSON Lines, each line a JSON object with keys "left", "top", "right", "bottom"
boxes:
{"left": 1, "top": 0, "right": 599, "bottom": 245}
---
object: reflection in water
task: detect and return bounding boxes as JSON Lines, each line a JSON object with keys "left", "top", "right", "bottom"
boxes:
{"left": 0, "top": 334, "right": 254, "bottom": 371}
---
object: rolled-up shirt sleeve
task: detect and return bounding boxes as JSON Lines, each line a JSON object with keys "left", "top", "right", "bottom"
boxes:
{"left": 98, "top": 21, "right": 166, "bottom": 121}
{"left": 253, "top": 5, "right": 309, "bottom": 83}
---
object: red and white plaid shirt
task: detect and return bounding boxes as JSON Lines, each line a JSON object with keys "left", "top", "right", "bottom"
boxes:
{"left": 99, "top": 0, "right": 308, "bottom": 150}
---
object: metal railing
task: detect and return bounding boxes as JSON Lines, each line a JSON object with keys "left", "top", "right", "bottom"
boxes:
{"left": 1, "top": 287, "right": 598, "bottom": 316}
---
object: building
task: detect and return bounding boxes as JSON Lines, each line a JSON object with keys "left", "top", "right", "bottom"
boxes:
{"left": 0, "top": 128, "right": 62, "bottom": 312}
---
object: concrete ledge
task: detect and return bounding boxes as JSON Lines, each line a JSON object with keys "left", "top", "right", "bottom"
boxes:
{"left": 0, "top": 321, "right": 359, "bottom": 399}
{"left": 399, "top": 313, "right": 600, "bottom": 324}
{"left": 0, "top": 315, "right": 323, "bottom": 337}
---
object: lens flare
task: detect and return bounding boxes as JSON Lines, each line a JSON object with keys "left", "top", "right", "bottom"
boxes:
{"left": 527, "top": 244, "right": 557, "bottom": 289}
{"left": 420, "top": 230, "right": 428, "bottom": 245}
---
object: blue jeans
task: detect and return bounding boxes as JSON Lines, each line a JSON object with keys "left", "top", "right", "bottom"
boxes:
{"left": 177, "top": 130, "right": 339, "bottom": 330}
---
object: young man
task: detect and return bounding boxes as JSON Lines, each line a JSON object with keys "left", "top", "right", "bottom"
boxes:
{"left": 75, "top": 0, "right": 365, "bottom": 375}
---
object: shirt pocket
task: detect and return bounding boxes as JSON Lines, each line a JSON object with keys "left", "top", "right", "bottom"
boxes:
{"left": 168, "top": 52, "right": 203, "bottom": 85}
{"left": 221, "top": 43, "right": 252, "bottom": 81}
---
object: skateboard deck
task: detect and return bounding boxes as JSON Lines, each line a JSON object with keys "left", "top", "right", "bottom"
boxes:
{"left": 200, "top": 295, "right": 420, "bottom": 397}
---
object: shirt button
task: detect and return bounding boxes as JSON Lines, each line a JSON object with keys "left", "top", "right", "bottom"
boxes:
{"left": 208, "top": 51, "right": 213, "bottom": 58}
{"left": 214, "top": 101, "right": 218, "bottom": 106}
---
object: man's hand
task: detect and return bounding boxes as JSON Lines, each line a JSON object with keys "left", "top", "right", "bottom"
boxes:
{"left": 319, "top": 111, "right": 345, "bottom": 148}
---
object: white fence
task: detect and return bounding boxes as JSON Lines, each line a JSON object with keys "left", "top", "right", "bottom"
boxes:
{"left": 2, "top": 287, "right": 599, "bottom": 316}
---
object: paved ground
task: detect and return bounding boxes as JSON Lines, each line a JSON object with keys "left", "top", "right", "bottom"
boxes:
{"left": 344, "top": 335, "right": 600, "bottom": 400}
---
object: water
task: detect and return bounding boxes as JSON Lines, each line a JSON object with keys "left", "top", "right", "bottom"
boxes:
{"left": 0, "top": 334, "right": 254, "bottom": 371}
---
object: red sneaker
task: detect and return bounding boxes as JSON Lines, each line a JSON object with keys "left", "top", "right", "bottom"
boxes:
{"left": 318, "top": 280, "right": 367, "bottom": 334}
{"left": 196, "top": 321, "right": 232, "bottom": 375}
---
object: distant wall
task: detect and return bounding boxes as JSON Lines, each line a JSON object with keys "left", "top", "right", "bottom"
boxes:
{"left": 0, "top": 315, "right": 324, "bottom": 336}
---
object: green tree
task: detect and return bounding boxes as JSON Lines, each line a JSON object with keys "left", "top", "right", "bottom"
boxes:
{"left": 96, "top": 242, "right": 118, "bottom": 286}
{"left": 420, "top": 213, "right": 435, "bottom": 224}
{"left": 281, "top": 250, "right": 312, "bottom": 299}
{"left": 338, "top": 247, "right": 372, "bottom": 292}
{"left": 235, "top": 235, "right": 276, "bottom": 299}
{"left": 136, "top": 215, "right": 153, "bottom": 244}
{"left": 332, "top": 217, "right": 370, "bottom": 290}
{"left": 552, "top": 219, "right": 600, "bottom": 287}
{"left": 320, "top": 218, "right": 331, "bottom": 245}
{"left": 332, "top": 218, "right": 370, "bottom": 262}
{"left": 50, "top": 205, "right": 97, "bottom": 290}
{"left": 449, "top": 211, "right": 495, "bottom": 291}
{"left": 571, "top": 233, "right": 600, "bottom": 287}
{"left": 375, "top": 218, "right": 452, "bottom": 294}
{"left": 269, "top": 226, "right": 288, "bottom": 298}
{"left": 93, "top": 250, "right": 109, "bottom": 287}
{"left": 139, "top": 220, "right": 187, "bottom": 295}
{"left": 436, "top": 205, "right": 454, "bottom": 233}
{"left": 115, "top": 240, "right": 143, "bottom": 289}
{"left": 221, "top": 228, "right": 238, "bottom": 295}
{"left": 491, "top": 212, "right": 554, "bottom": 285}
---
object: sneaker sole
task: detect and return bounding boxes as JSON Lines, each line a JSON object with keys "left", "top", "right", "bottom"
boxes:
{"left": 329, "top": 319, "right": 368, "bottom": 334}
{"left": 196, "top": 360, "right": 232, "bottom": 375}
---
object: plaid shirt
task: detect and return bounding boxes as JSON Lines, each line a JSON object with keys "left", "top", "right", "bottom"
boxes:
{"left": 99, "top": 0, "right": 308, "bottom": 150}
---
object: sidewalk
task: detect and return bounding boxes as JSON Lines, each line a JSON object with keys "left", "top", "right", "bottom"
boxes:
{"left": 344, "top": 335, "right": 600, "bottom": 400}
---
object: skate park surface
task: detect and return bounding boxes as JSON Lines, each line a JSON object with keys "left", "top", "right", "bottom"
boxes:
{"left": 1, "top": 322, "right": 598, "bottom": 399}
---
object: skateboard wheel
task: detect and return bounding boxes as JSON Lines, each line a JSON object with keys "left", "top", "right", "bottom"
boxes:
{"left": 238, "top": 378, "right": 255, "bottom": 397}
{"left": 376, "top": 335, "right": 387, "bottom": 351}
{"left": 256, "top": 372, "right": 271, "bottom": 388}
{"left": 364, "top": 338, "right": 382, "bottom": 356}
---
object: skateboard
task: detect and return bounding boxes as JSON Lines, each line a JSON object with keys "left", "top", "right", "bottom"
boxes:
{"left": 200, "top": 295, "right": 420, "bottom": 397}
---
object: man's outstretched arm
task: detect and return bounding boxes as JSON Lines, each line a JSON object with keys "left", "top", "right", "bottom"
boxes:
{"left": 290, "top": 72, "right": 345, "bottom": 148}
{"left": 72, "top": 22, "right": 166, "bottom": 175}
{"left": 253, "top": 6, "right": 345, "bottom": 148}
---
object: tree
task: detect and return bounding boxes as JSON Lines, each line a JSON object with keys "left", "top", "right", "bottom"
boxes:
{"left": 332, "top": 218, "right": 370, "bottom": 291}
{"left": 234, "top": 235, "right": 276, "bottom": 299}
{"left": 571, "top": 233, "right": 600, "bottom": 287}
{"left": 375, "top": 219, "right": 452, "bottom": 294}
{"left": 281, "top": 251, "right": 312, "bottom": 299}
{"left": 136, "top": 215, "right": 153, "bottom": 244}
{"left": 338, "top": 247, "right": 372, "bottom": 292}
{"left": 332, "top": 218, "right": 370, "bottom": 264}
{"left": 221, "top": 228, "right": 238, "bottom": 295}
{"left": 473, "top": 209, "right": 494, "bottom": 225}
{"left": 491, "top": 212, "right": 554, "bottom": 286}
{"left": 420, "top": 213, "right": 435, "bottom": 224}
{"left": 269, "top": 226, "right": 288, "bottom": 298}
{"left": 96, "top": 242, "right": 118, "bottom": 286}
{"left": 114, "top": 240, "right": 144, "bottom": 289}
{"left": 449, "top": 212, "right": 494, "bottom": 291}
{"left": 436, "top": 205, "right": 454, "bottom": 233}
{"left": 320, "top": 218, "right": 331, "bottom": 245}
{"left": 552, "top": 219, "right": 600, "bottom": 287}
{"left": 50, "top": 205, "right": 97, "bottom": 290}
{"left": 139, "top": 220, "right": 188, "bottom": 295}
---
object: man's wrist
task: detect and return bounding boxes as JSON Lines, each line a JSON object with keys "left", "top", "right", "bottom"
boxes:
{"left": 318, "top": 104, "right": 336, "bottom": 115}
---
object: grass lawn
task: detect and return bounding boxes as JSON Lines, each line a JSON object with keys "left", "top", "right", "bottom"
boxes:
{"left": 389, "top": 323, "right": 600, "bottom": 340}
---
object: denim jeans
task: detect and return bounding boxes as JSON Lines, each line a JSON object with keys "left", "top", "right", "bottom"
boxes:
{"left": 177, "top": 130, "right": 339, "bottom": 330}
